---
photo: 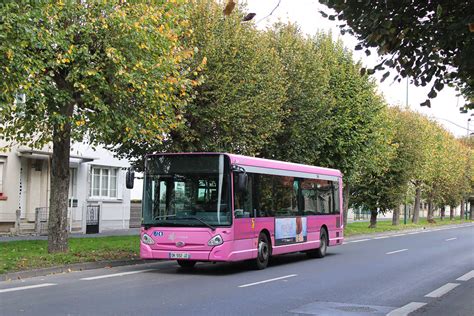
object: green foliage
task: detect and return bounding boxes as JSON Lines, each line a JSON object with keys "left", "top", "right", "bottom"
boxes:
{"left": 124, "top": 0, "right": 288, "bottom": 159}
{"left": 0, "top": 0, "right": 194, "bottom": 150}
{"left": 320, "top": 0, "right": 474, "bottom": 110}
{"left": 352, "top": 107, "right": 472, "bottom": 217}
{"left": 262, "top": 25, "right": 390, "bottom": 189}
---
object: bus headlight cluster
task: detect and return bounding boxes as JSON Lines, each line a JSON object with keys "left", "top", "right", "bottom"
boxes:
{"left": 208, "top": 234, "right": 223, "bottom": 246}
{"left": 142, "top": 233, "right": 155, "bottom": 245}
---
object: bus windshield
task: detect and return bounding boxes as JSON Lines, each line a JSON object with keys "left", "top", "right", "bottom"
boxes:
{"left": 142, "top": 154, "right": 231, "bottom": 227}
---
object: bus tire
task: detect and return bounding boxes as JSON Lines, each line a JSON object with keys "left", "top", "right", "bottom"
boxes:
{"left": 307, "top": 229, "right": 328, "bottom": 259}
{"left": 177, "top": 260, "right": 196, "bottom": 269}
{"left": 252, "top": 232, "right": 271, "bottom": 270}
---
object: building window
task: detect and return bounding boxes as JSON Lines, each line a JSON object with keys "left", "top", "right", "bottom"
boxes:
{"left": 69, "top": 168, "right": 78, "bottom": 207}
{"left": 0, "top": 161, "right": 4, "bottom": 195}
{"left": 90, "top": 167, "right": 118, "bottom": 198}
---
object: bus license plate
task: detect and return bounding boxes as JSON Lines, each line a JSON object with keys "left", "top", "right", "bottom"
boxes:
{"left": 169, "top": 252, "right": 190, "bottom": 259}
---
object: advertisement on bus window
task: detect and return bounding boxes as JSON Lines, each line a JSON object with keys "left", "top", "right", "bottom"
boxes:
{"left": 275, "top": 217, "right": 307, "bottom": 245}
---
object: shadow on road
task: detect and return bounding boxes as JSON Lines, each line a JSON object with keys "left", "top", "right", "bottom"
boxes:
{"left": 147, "top": 252, "right": 339, "bottom": 276}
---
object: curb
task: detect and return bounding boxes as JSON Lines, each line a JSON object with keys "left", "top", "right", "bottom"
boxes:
{"left": 0, "top": 259, "right": 151, "bottom": 282}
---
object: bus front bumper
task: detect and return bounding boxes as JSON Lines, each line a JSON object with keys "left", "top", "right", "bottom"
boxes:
{"left": 140, "top": 241, "right": 256, "bottom": 262}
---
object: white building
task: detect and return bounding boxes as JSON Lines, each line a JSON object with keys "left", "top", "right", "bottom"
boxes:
{"left": 0, "top": 141, "right": 131, "bottom": 234}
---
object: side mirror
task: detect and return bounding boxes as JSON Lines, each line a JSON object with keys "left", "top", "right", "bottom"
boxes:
{"left": 237, "top": 172, "right": 248, "bottom": 193}
{"left": 126, "top": 168, "right": 135, "bottom": 189}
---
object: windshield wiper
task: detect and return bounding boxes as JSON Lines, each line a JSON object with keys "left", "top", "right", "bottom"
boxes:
{"left": 176, "top": 216, "right": 216, "bottom": 231}
{"left": 154, "top": 214, "right": 177, "bottom": 220}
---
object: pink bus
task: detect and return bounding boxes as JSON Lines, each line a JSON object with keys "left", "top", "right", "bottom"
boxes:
{"left": 133, "top": 153, "right": 344, "bottom": 269}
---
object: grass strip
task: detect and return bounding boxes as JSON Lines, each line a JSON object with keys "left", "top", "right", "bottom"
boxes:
{"left": 344, "top": 217, "right": 472, "bottom": 237}
{"left": 0, "top": 236, "right": 139, "bottom": 275}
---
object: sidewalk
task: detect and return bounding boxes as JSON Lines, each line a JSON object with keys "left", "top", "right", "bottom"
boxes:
{"left": 0, "top": 228, "right": 140, "bottom": 242}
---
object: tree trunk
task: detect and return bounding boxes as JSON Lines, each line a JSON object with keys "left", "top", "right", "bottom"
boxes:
{"left": 392, "top": 204, "right": 401, "bottom": 226}
{"left": 427, "top": 197, "right": 435, "bottom": 223}
{"left": 470, "top": 200, "right": 474, "bottom": 221}
{"left": 460, "top": 200, "right": 465, "bottom": 221}
{"left": 343, "top": 184, "right": 350, "bottom": 228}
{"left": 449, "top": 205, "right": 454, "bottom": 220}
{"left": 412, "top": 186, "right": 421, "bottom": 224}
{"left": 47, "top": 105, "right": 73, "bottom": 253}
{"left": 368, "top": 210, "right": 378, "bottom": 228}
{"left": 440, "top": 206, "right": 445, "bottom": 221}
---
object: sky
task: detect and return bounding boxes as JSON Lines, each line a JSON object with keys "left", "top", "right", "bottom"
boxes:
{"left": 244, "top": 0, "right": 472, "bottom": 137}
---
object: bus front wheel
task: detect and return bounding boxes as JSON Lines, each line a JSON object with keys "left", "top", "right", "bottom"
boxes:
{"left": 252, "top": 232, "right": 271, "bottom": 270}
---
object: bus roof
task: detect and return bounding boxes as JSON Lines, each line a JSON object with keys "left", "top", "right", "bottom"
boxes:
{"left": 147, "top": 152, "right": 342, "bottom": 178}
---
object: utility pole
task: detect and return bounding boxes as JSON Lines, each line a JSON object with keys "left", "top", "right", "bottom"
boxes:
{"left": 465, "top": 118, "right": 471, "bottom": 220}
{"left": 404, "top": 77, "right": 408, "bottom": 224}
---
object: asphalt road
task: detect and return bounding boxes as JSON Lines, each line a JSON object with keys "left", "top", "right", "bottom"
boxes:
{"left": 1, "top": 224, "right": 473, "bottom": 316}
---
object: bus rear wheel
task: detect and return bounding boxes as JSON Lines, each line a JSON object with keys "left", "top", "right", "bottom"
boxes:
{"left": 307, "top": 229, "right": 328, "bottom": 259}
{"left": 177, "top": 260, "right": 196, "bottom": 269}
{"left": 251, "top": 232, "right": 271, "bottom": 270}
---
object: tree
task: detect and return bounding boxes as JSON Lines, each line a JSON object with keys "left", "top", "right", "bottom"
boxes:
{"left": 433, "top": 137, "right": 470, "bottom": 220}
{"left": 0, "top": 1, "right": 195, "bottom": 252}
{"left": 262, "top": 25, "right": 392, "bottom": 227}
{"left": 319, "top": 0, "right": 474, "bottom": 110}
{"left": 351, "top": 107, "right": 420, "bottom": 228}
{"left": 120, "top": 0, "right": 288, "bottom": 158}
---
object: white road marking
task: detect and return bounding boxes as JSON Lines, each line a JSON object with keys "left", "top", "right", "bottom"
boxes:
{"left": 374, "top": 236, "right": 390, "bottom": 239}
{"left": 407, "top": 232, "right": 420, "bottom": 235}
{"left": 347, "top": 239, "right": 371, "bottom": 243}
{"left": 80, "top": 269, "right": 151, "bottom": 281}
{"left": 386, "top": 302, "right": 427, "bottom": 316}
{"left": 386, "top": 249, "right": 408, "bottom": 255}
{"left": 391, "top": 234, "right": 406, "bottom": 237}
{"left": 445, "top": 237, "right": 457, "bottom": 241}
{"left": 0, "top": 283, "right": 57, "bottom": 294}
{"left": 238, "top": 274, "right": 297, "bottom": 288}
{"left": 457, "top": 270, "right": 474, "bottom": 281}
{"left": 425, "top": 283, "right": 460, "bottom": 298}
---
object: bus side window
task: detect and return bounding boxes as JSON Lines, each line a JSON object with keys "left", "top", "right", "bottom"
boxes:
{"left": 234, "top": 173, "right": 253, "bottom": 218}
{"left": 332, "top": 181, "right": 340, "bottom": 214}
{"left": 256, "top": 174, "right": 274, "bottom": 217}
{"left": 273, "top": 176, "right": 297, "bottom": 217}
{"left": 300, "top": 179, "right": 318, "bottom": 215}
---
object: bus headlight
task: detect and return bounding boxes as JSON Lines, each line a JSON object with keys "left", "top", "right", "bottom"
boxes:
{"left": 208, "top": 234, "right": 223, "bottom": 246}
{"left": 142, "top": 233, "right": 155, "bottom": 245}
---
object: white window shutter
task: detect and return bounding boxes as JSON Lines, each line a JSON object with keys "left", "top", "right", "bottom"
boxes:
{"left": 87, "top": 165, "right": 92, "bottom": 197}
{"left": 0, "top": 162, "right": 4, "bottom": 193}
{"left": 117, "top": 169, "right": 124, "bottom": 200}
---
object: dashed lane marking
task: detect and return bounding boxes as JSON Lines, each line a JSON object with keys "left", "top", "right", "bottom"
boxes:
{"left": 0, "top": 283, "right": 57, "bottom": 294}
{"left": 80, "top": 269, "right": 152, "bottom": 281}
{"left": 386, "top": 302, "right": 426, "bottom": 316}
{"left": 238, "top": 274, "right": 297, "bottom": 288}
{"left": 424, "top": 283, "right": 460, "bottom": 298}
{"left": 386, "top": 249, "right": 408, "bottom": 255}
{"left": 445, "top": 237, "right": 457, "bottom": 241}
{"left": 457, "top": 270, "right": 474, "bottom": 281}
